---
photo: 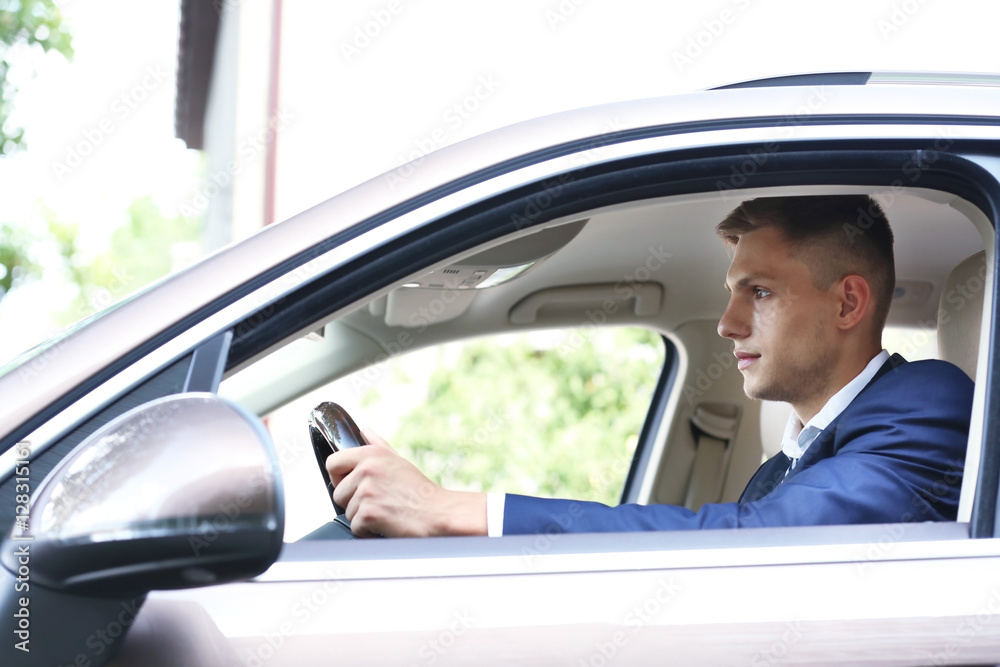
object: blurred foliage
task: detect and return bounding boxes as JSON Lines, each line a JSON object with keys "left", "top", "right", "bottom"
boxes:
{"left": 0, "top": 196, "right": 200, "bottom": 322}
{"left": 371, "top": 328, "right": 665, "bottom": 506}
{"left": 0, "top": 0, "right": 73, "bottom": 302}
{"left": 1, "top": 0, "right": 73, "bottom": 155}
{"left": 0, "top": 219, "right": 36, "bottom": 298}
{"left": 0, "top": 205, "right": 76, "bottom": 301}
{"left": 55, "top": 196, "right": 201, "bottom": 325}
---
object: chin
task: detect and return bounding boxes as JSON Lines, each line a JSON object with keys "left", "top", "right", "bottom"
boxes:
{"left": 742, "top": 379, "right": 765, "bottom": 401}
{"left": 743, "top": 376, "right": 782, "bottom": 403}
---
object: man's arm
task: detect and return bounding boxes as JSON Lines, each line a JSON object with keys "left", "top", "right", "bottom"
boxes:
{"left": 502, "top": 358, "right": 973, "bottom": 534}
{"left": 327, "top": 359, "right": 972, "bottom": 537}
{"left": 326, "top": 428, "right": 487, "bottom": 537}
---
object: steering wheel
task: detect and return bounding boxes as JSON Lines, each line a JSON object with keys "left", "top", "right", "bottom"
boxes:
{"left": 303, "top": 401, "right": 368, "bottom": 540}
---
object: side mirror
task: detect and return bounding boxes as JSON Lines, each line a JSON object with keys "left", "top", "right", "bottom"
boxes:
{"left": 3, "top": 392, "right": 284, "bottom": 595}
{"left": 1, "top": 393, "right": 284, "bottom": 665}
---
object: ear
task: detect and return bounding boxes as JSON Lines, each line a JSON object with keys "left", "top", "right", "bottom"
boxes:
{"left": 836, "top": 274, "right": 872, "bottom": 331}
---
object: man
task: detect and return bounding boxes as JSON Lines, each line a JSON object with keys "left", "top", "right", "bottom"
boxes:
{"left": 327, "top": 195, "right": 974, "bottom": 537}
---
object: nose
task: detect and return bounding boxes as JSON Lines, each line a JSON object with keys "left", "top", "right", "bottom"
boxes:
{"left": 718, "top": 294, "right": 750, "bottom": 340}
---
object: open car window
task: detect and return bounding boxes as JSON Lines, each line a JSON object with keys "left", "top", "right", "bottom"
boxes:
{"left": 215, "top": 189, "right": 991, "bottom": 548}
{"left": 10, "top": 119, "right": 1000, "bottom": 561}
{"left": 227, "top": 327, "right": 667, "bottom": 542}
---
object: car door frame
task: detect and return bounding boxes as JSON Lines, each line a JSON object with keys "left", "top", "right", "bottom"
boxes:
{"left": 6, "top": 113, "right": 1000, "bottom": 665}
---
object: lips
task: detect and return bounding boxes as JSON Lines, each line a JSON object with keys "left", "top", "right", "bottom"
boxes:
{"left": 734, "top": 351, "right": 760, "bottom": 371}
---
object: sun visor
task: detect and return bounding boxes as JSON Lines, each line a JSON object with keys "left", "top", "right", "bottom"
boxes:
{"left": 382, "top": 219, "right": 588, "bottom": 327}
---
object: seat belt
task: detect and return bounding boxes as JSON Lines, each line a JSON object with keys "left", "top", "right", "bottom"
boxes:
{"left": 685, "top": 404, "right": 740, "bottom": 510}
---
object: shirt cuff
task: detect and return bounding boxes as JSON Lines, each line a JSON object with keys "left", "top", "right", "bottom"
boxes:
{"left": 486, "top": 492, "right": 506, "bottom": 537}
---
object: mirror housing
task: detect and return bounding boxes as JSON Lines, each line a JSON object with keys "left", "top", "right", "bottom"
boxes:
{"left": 1, "top": 393, "right": 284, "bottom": 597}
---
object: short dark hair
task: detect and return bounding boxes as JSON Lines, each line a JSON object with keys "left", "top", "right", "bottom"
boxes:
{"left": 716, "top": 195, "right": 895, "bottom": 333}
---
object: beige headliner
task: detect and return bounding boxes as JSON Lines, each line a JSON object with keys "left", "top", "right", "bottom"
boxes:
{"left": 226, "top": 184, "right": 990, "bottom": 415}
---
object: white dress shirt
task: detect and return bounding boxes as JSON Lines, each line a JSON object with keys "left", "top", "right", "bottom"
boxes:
{"left": 780, "top": 349, "right": 889, "bottom": 470}
{"left": 487, "top": 349, "right": 891, "bottom": 537}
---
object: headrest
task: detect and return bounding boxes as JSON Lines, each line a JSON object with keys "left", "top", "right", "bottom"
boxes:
{"left": 937, "top": 251, "right": 987, "bottom": 381}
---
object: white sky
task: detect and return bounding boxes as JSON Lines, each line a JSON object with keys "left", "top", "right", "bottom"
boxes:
{"left": 1, "top": 0, "right": 1000, "bottom": 360}
{"left": 273, "top": 0, "right": 1000, "bottom": 218}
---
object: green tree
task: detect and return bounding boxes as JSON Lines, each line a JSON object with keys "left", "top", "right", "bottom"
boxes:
{"left": 0, "top": 197, "right": 200, "bottom": 327}
{"left": 0, "top": 205, "right": 73, "bottom": 300}
{"left": 371, "top": 328, "right": 665, "bottom": 506}
{"left": 0, "top": 0, "right": 73, "bottom": 302}
{"left": 0, "top": 219, "right": 36, "bottom": 299}
{"left": 1, "top": 0, "right": 73, "bottom": 155}
{"left": 56, "top": 196, "right": 202, "bottom": 326}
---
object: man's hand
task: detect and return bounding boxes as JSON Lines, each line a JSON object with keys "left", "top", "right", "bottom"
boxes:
{"left": 326, "top": 428, "right": 487, "bottom": 538}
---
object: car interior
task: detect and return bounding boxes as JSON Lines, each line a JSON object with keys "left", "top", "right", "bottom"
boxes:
{"left": 216, "top": 181, "right": 992, "bottom": 541}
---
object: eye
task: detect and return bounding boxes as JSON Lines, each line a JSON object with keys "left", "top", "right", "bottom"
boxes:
{"left": 753, "top": 287, "right": 772, "bottom": 299}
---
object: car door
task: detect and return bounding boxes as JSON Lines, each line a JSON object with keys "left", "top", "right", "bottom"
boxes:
{"left": 143, "top": 120, "right": 1000, "bottom": 664}
{"left": 5, "top": 80, "right": 1000, "bottom": 666}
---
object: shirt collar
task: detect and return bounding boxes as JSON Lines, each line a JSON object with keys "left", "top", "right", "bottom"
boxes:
{"left": 780, "top": 350, "right": 890, "bottom": 461}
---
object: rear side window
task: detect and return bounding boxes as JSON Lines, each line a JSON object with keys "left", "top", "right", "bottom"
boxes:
{"left": 264, "top": 327, "right": 666, "bottom": 541}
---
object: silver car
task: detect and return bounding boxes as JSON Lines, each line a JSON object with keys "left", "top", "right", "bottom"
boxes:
{"left": 3, "top": 72, "right": 1000, "bottom": 666}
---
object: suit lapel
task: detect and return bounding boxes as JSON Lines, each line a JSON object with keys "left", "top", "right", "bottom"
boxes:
{"left": 738, "top": 451, "right": 791, "bottom": 504}
{"left": 740, "top": 354, "right": 909, "bottom": 497}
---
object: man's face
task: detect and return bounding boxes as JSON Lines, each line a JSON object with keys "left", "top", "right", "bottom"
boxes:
{"left": 718, "top": 226, "right": 842, "bottom": 409}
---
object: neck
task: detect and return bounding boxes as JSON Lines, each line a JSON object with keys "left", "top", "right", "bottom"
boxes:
{"left": 792, "top": 342, "right": 882, "bottom": 425}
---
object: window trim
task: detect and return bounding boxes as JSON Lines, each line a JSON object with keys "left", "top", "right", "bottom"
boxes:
{"left": 264, "top": 521, "right": 992, "bottom": 580}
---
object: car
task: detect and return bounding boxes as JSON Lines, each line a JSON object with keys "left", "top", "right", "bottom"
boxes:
{"left": 3, "top": 71, "right": 1000, "bottom": 666}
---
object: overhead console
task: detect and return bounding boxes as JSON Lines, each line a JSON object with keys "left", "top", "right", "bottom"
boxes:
{"left": 376, "top": 218, "right": 589, "bottom": 327}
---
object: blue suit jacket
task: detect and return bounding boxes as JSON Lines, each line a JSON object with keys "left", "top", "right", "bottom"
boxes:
{"left": 503, "top": 355, "right": 974, "bottom": 534}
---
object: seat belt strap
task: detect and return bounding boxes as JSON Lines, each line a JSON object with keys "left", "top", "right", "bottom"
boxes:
{"left": 685, "top": 405, "right": 739, "bottom": 510}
